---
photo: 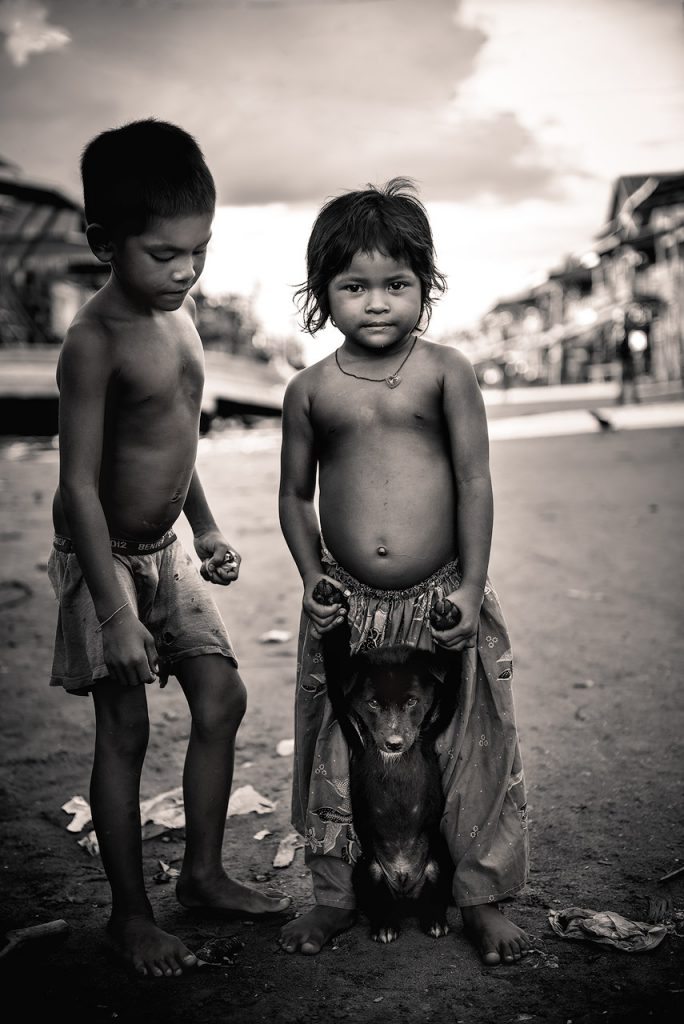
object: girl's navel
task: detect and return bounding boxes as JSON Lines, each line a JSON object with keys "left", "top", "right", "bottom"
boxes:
{"left": 377, "top": 546, "right": 388, "bottom": 557}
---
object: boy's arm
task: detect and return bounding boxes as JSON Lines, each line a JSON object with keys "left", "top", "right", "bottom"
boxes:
{"left": 57, "top": 325, "right": 159, "bottom": 685}
{"left": 278, "top": 374, "right": 347, "bottom": 633}
{"left": 437, "top": 348, "right": 493, "bottom": 651}
{"left": 183, "top": 467, "right": 240, "bottom": 584}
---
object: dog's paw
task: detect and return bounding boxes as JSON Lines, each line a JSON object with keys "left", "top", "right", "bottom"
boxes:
{"left": 371, "top": 925, "right": 400, "bottom": 944}
{"left": 424, "top": 920, "right": 450, "bottom": 939}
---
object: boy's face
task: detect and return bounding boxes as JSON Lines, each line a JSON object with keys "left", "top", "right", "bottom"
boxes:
{"left": 327, "top": 250, "right": 422, "bottom": 351}
{"left": 108, "top": 212, "right": 214, "bottom": 311}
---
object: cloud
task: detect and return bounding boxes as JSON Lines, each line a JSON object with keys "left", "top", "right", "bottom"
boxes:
{"left": 0, "top": 0, "right": 70, "bottom": 66}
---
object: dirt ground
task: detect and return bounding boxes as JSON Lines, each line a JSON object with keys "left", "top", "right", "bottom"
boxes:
{"left": 1, "top": 412, "right": 683, "bottom": 1024}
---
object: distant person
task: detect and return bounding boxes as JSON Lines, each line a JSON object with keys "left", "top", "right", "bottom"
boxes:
{"left": 47, "top": 119, "right": 289, "bottom": 978}
{"left": 615, "top": 313, "right": 641, "bottom": 405}
{"left": 277, "top": 178, "right": 530, "bottom": 965}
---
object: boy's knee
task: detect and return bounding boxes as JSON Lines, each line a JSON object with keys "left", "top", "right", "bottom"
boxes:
{"left": 193, "top": 665, "right": 247, "bottom": 736}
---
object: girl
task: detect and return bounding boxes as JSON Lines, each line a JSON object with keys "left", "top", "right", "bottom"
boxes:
{"left": 277, "top": 179, "right": 530, "bottom": 965}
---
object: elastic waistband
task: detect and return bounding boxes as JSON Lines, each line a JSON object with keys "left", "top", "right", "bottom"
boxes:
{"left": 320, "top": 539, "right": 460, "bottom": 600}
{"left": 53, "top": 530, "right": 177, "bottom": 555}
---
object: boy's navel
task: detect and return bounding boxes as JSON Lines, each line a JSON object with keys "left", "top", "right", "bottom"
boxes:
{"left": 377, "top": 546, "right": 388, "bottom": 557}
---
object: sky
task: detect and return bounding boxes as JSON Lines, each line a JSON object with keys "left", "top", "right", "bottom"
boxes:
{"left": 1, "top": 0, "right": 683, "bottom": 356}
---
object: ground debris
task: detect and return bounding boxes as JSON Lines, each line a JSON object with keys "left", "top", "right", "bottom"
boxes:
{"left": 548, "top": 906, "right": 667, "bottom": 952}
{"left": 273, "top": 831, "right": 304, "bottom": 868}
{"left": 195, "top": 935, "right": 244, "bottom": 967}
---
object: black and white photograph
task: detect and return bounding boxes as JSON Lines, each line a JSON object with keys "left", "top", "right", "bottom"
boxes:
{"left": 1, "top": 1, "right": 683, "bottom": 1021}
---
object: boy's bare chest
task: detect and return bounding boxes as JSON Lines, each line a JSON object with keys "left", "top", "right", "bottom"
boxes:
{"left": 114, "top": 330, "right": 204, "bottom": 409}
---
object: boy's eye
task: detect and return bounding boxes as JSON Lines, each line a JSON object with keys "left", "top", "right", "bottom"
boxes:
{"left": 150, "top": 253, "right": 174, "bottom": 262}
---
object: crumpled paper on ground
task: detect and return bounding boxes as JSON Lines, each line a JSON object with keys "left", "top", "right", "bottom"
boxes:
{"left": 548, "top": 907, "right": 668, "bottom": 952}
{"left": 273, "top": 831, "right": 304, "bottom": 868}
{"left": 63, "top": 784, "right": 276, "bottom": 855}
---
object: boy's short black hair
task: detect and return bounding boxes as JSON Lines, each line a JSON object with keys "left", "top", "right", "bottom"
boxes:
{"left": 296, "top": 177, "right": 447, "bottom": 334}
{"left": 81, "top": 118, "right": 216, "bottom": 237}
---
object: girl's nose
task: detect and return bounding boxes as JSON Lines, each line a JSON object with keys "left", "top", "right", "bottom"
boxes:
{"left": 365, "top": 291, "right": 390, "bottom": 313}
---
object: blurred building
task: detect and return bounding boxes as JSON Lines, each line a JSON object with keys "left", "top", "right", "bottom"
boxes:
{"left": 0, "top": 159, "right": 104, "bottom": 346}
{"left": 474, "top": 171, "right": 684, "bottom": 387}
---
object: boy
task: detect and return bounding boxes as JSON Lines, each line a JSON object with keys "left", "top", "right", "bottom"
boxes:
{"left": 278, "top": 179, "right": 530, "bottom": 965}
{"left": 48, "top": 119, "right": 289, "bottom": 978}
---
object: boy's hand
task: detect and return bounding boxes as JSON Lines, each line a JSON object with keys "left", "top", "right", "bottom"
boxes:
{"left": 430, "top": 584, "right": 483, "bottom": 652}
{"left": 101, "top": 609, "right": 159, "bottom": 687}
{"left": 304, "top": 575, "right": 350, "bottom": 636}
{"left": 195, "top": 530, "right": 241, "bottom": 586}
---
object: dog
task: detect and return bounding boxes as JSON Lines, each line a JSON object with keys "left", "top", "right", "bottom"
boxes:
{"left": 318, "top": 607, "right": 460, "bottom": 944}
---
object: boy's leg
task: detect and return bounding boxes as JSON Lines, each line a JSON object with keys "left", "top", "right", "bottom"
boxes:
{"left": 437, "top": 586, "right": 532, "bottom": 965}
{"left": 91, "top": 679, "right": 198, "bottom": 977}
{"left": 174, "top": 654, "right": 290, "bottom": 916}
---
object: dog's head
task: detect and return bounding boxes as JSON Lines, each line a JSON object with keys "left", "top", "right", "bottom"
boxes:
{"left": 347, "top": 645, "right": 440, "bottom": 758}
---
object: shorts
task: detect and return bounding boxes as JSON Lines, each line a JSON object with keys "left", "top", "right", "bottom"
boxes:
{"left": 47, "top": 531, "right": 237, "bottom": 695}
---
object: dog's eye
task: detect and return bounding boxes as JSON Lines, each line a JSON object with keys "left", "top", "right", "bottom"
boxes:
{"left": 405, "top": 698, "right": 418, "bottom": 708}
{"left": 367, "top": 699, "right": 380, "bottom": 710}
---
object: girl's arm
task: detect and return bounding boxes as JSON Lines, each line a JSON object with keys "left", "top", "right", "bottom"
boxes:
{"left": 57, "top": 325, "right": 159, "bottom": 685}
{"left": 437, "top": 348, "right": 493, "bottom": 650}
{"left": 278, "top": 374, "right": 347, "bottom": 632}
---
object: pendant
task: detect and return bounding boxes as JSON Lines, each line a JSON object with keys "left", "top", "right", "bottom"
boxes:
{"left": 385, "top": 374, "right": 401, "bottom": 389}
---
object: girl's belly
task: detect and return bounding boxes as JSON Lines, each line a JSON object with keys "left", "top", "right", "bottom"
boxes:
{"left": 319, "top": 460, "right": 457, "bottom": 589}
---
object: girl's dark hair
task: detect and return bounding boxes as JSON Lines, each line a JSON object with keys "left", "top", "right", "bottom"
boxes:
{"left": 295, "top": 177, "right": 447, "bottom": 334}
{"left": 81, "top": 118, "right": 216, "bottom": 237}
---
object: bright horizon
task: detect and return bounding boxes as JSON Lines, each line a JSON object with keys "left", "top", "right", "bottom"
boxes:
{"left": 2, "top": 0, "right": 683, "bottom": 348}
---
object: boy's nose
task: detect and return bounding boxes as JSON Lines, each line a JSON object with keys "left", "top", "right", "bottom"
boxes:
{"left": 172, "top": 259, "right": 195, "bottom": 283}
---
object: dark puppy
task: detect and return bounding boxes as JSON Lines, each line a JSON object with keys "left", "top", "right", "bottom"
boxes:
{"left": 318, "top": 609, "right": 459, "bottom": 944}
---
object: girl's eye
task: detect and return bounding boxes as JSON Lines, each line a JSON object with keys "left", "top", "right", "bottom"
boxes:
{"left": 344, "top": 284, "right": 362, "bottom": 293}
{"left": 151, "top": 253, "right": 174, "bottom": 262}
{"left": 389, "top": 281, "right": 407, "bottom": 292}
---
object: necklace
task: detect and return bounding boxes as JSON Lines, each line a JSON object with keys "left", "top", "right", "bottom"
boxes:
{"left": 334, "top": 335, "right": 417, "bottom": 389}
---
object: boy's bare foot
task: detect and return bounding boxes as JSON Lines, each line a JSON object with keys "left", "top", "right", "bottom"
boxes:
{"left": 106, "top": 914, "right": 198, "bottom": 978}
{"left": 176, "top": 872, "right": 291, "bottom": 918}
{"left": 278, "top": 906, "right": 356, "bottom": 955}
{"left": 461, "top": 904, "right": 531, "bottom": 965}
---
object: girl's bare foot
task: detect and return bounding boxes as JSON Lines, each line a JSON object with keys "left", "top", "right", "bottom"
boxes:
{"left": 176, "top": 871, "right": 291, "bottom": 918}
{"left": 461, "top": 904, "right": 531, "bottom": 965}
{"left": 278, "top": 906, "right": 356, "bottom": 955}
{"left": 106, "top": 914, "right": 198, "bottom": 977}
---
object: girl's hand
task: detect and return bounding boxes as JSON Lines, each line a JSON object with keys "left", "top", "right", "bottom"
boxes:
{"left": 430, "top": 584, "right": 484, "bottom": 651}
{"left": 195, "top": 530, "right": 241, "bottom": 586}
{"left": 303, "top": 575, "right": 350, "bottom": 635}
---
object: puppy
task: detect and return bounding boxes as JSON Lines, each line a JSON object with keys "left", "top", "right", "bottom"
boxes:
{"left": 321, "top": 625, "right": 459, "bottom": 944}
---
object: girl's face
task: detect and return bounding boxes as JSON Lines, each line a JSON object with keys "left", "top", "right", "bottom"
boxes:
{"left": 327, "top": 250, "right": 422, "bottom": 352}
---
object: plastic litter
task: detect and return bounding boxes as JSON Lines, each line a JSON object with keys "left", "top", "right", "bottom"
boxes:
{"left": 61, "top": 795, "right": 92, "bottom": 833}
{"left": 228, "top": 784, "right": 277, "bottom": 816}
{"left": 258, "top": 629, "right": 293, "bottom": 644}
{"left": 548, "top": 906, "right": 668, "bottom": 952}
{"left": 276, "top": 738, "right": 295, "bottom": 757}
{"left": 273, "top": 831, "right": 303, "bottom": 868}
